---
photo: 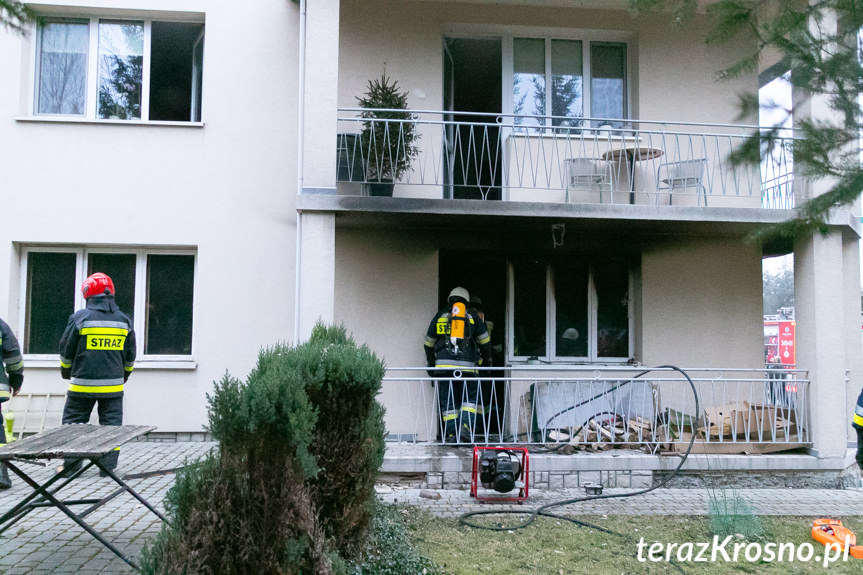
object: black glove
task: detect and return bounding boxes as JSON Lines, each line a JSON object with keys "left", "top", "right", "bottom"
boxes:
{"left": 8, "top": 372, "right": 22, "bottom": 389}
{"left": 60, "top": 366, "right": 71, "bottom": 380}
{"left": 124, "top": 371, "right": 130, "bottom": 383}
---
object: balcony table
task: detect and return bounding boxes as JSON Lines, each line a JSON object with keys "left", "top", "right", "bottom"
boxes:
{"left": 601, "top": 145, "right": 664, "bottom": 204}
{"left": 0, "top": 424, "right": 161, "bottom": 572}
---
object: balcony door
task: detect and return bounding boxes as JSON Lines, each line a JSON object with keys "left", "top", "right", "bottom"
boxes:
{"left": 443, "top": 37, "right": 502, "bottom": 200}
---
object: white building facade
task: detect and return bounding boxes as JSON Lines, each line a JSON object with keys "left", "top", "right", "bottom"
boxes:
{"left": 0, "top": 0, "right": 860, "bottom": 473}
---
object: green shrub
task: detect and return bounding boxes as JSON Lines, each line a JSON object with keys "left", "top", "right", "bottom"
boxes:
{"left": 303, "top": 325, "right": 386, "bottom": 558}
{"left": 141, "top": 323, "right": 387, "bottom": 575}
{"left": 347, "top": 502, "right": 440, "bottom": 575}
{"left": 707, "top": 489, "right": 764, "bottom": 539}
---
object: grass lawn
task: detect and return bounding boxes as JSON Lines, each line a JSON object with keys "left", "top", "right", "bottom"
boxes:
{"left": 406, "top": 510, "right": 863, "bottom": 574}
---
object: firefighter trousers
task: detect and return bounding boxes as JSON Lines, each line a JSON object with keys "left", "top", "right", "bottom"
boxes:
{"left": 62, "top": 395, "right": 123, "bottom": 472}
{"left": 435, "top": 371, "right": 478, "bottom": 443}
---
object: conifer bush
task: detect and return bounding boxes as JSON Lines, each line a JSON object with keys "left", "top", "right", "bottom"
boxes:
{"left": 141, "top": 324, "right": 386, "bottom": 575}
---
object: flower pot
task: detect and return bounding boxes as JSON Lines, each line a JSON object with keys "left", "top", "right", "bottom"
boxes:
{"left": 368, "top": 179, "right": 394, "bottom": 197}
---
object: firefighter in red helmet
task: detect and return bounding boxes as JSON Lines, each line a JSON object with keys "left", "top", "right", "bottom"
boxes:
{"left": 57, "top": 273, "right": 136, "bottom": 477}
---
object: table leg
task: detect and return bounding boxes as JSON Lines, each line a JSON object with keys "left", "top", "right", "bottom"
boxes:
{"left": 1, "top": 459, "right": 143, "bottom": 572}
{"left": 94, "top": 459, "right": 167, "bottom": 522}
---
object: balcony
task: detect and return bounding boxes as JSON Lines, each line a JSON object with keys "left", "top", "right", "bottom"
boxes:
{"left": 336, "top": 110, "right": 796, "bottom": 210}
{"left": 381, "top": 366, "right": 810, "bottom": 451}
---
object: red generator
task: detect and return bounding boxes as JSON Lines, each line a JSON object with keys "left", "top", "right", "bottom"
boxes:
{"left": 470, "top": 446, "right": 529, "bottom": 503}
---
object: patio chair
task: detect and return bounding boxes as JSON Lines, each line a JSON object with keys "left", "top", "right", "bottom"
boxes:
{"left": 564, "top": 157, "right": 613, "bottom": 203}
{"left": 656, "top": 158, "right": 708, "bottom": 206}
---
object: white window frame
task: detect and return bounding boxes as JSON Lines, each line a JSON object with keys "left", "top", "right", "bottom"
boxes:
{"left": 19, "top": 246, "right": 197, "bottom": 364}
{"left": 506, "top": 259, "right": 633, "bottom": 364}
{"left": 501, "top": 26, "right": 633, "bottom": 125}
{"left": 31, "top": 16, "right": 204, "bottom": 123}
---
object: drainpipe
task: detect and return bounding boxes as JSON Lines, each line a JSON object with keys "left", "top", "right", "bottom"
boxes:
{"left": 293, "top": 0, "right": 306, "bottom": 343}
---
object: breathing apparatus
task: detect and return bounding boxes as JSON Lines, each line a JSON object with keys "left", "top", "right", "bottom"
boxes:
{"left": 446, "top": 287, "right": 470, "bottom": 356}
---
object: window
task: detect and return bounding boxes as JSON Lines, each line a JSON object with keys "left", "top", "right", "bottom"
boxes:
{"left": 22, "top": 248, "right": 195, "bottom": 357}
{"left": 35, "top": 17, "right": 204, "bottom": 122}
{"left": 512, "top": 37, "right": 627, "bottom": 128}
{"left": 509, "top": 258, "right": 631, "bottom": 362}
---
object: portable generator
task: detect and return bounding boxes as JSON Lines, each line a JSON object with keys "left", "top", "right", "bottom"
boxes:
{"left": 470, "top": 446, "right": 529, "bottom": 502}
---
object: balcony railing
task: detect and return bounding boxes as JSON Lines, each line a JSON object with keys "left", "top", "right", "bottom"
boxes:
{"left": 381, "top": 366, "right": 810, "bottom": 449}
{"left": 337, "top": 110, "right": 797, "bottom": 209}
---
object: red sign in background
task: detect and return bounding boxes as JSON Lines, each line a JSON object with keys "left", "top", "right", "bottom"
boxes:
{"left": 778, "top": 321, "right": 795, "bottom": 365}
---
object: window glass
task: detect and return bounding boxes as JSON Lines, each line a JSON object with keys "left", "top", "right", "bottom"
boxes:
{"left": 149, "top": 22, "right": 204, "bottom": 121}
{"left": 145, "top": 254, "right": 194, "bottom": 355}
{"left": 513, "top": 38, "right": 545, "bottom": 127}
{"left": 554, "top": 262, "right": 589, "bottom": 357}
{"left": 97, "top": 21, "right": 144, "bottom": 120}
{"left": 590, "top": 43, "right": 626, "bottom": 125}
{"left": 26, "top": 252, "right": 76, "bottom": 354}
{"left": 513, "top": 259, "right": 546, "bottom": 357}
{"left": 38, "top": 21, "right": 89, "bottom": 115}
{"left": 595, "top": 261, "right": 629, "bottom": 357}
{"left": 87, "top": 253, "right": 136, "bottom": 320}
{"left": 192, "top": 32, "right": 204, "bottom": 122}
{"left": 551, "top": 40, "right": 583, "bottom": 127}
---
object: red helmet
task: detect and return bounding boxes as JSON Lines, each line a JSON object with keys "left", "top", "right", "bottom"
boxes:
{"left": 82, "top": 272, "right": 115, "bottom": 299}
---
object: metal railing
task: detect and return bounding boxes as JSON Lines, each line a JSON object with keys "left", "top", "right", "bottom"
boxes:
{"left": 381, "top": 366, "right": 810, "bottom": 449}
{"left": 337, "top": 109, "right": 797, "bottom": 209}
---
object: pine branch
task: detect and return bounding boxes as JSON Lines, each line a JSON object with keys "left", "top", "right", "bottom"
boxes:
{"left": 0, "top": 0, "right": 36, "bottom": 34}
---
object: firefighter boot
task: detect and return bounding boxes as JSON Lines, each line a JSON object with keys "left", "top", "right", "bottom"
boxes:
{"left": 0, "top": 463, "right": 10, "bottom": 489}
{"left": 0, "top": 438, "right": 9, "bottom": 489}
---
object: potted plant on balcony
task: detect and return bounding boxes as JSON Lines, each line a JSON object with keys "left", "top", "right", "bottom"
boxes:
{"left": 357, "top": 73, "right": 419, "bottom": 196}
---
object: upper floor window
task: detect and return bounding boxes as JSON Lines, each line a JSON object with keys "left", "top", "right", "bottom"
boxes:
{"left": 22, "top": 247, "right": 196, "bottom": 357}
{"left": 513, "top": 37, "right": 627, "bottom": 128}
{"left": 36, "top": 18, "right": 204, "bottom": 122}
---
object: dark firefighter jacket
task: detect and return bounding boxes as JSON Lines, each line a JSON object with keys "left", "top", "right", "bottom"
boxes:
{"left": 59, "top": 295, "right": 136, "bottom": 398}
{"left": 424, "top": 309, "right": 492, "bottom": 373}
{"left": 855, "top": 389, "right": 863, "bottom": 430}
{"left": 0, "top": 318, "right": 24, "bottom": 391}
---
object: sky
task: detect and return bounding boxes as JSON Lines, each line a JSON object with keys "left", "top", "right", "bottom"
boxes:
{"left": 759, "top": 73, "right": 795, "bottom": 279}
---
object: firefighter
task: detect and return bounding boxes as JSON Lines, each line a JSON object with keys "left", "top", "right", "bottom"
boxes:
{"left": 57, "top": 273, "right": 136, "bottom": 477}
{"left": 0, "top": 318, "right": 24, "bottom": 489}
{"left": 424, "top": 287, "right": 491, "bottom": 443}
{"left": 854, "top": 387, "right": 863, "bottom": 471}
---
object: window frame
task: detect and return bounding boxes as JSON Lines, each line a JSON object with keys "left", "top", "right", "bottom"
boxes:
{"left": 19, "top": 246, "right": 196, "bottom": 363}
{"left": 506, "top": 258, "right": 633, "bottom": 364}
{"left": 31, "top": 15, "right": 205, "bottom": 123}
{"left": 503, "top": 28, "right": 632, "bottom": 127}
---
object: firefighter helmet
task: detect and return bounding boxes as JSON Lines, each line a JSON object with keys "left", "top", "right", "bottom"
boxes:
{"left": 448, "top": 287, "right": 470, "bottom": 304}
{"left": 82, "top": 273, "right": 115, "bottom": 299}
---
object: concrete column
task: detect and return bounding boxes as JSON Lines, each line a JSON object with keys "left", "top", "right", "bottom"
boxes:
{"left": 301, "top": 0, "right": 339, "bottom": 194}
{"left": 843, "top": 238, "right": 863, "bottom": 445}
{"left": 298, "top": 212, "right": 335, "bottom": 340}
{"left": 795, "top": 232, "right": 848, "bottom": 458}
{"left": 295, "top": 0, "right": 339, "bottom": 341}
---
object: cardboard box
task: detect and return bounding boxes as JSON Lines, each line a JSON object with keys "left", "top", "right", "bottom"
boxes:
{"left": 700, "top": 401, "right": 791, "bottom": 440}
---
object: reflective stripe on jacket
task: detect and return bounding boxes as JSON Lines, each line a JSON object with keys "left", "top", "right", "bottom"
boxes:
{"left": 854, "top": 388, "right": 863, "bottom": 429}
{"left": 59, "top": 295, "right": 135, "bottom": 398}
{"left": 424, "top": 309, "right": 491, "bottom": 372}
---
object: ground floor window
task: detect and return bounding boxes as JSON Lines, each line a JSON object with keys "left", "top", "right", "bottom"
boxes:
{"left": 22, "top": 247, "right": 195, "bottom": 357}
{"left": 509, "top": 257, "right": 631, "bottom": 362}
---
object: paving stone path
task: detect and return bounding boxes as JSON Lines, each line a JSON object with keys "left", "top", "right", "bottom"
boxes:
{"left": 2, "top": 441, "right": 863, "bottom": 573}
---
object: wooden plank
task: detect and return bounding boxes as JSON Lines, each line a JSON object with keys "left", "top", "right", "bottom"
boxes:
{"left": 0, "top": 425, "right": 156, "bottom": 460}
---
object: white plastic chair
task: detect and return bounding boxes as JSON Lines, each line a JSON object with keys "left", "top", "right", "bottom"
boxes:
{"left": 564, "top": 158, "right": 613, "bottom": 203}
{"left": 657, "top": 158, "right": 708, "bottom": 206}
